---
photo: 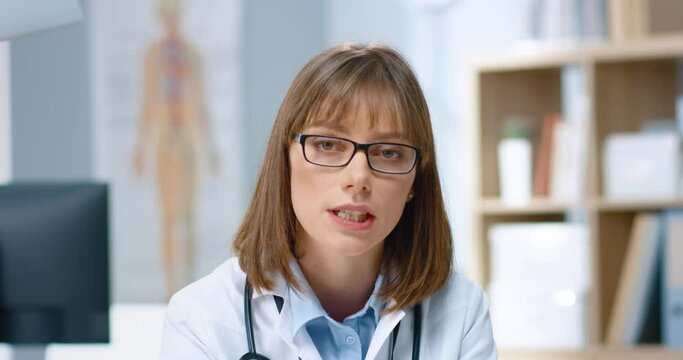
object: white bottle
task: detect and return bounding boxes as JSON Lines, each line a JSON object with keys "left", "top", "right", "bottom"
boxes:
{"left": 498, "top": 138, "right": 532, "bottom": 205}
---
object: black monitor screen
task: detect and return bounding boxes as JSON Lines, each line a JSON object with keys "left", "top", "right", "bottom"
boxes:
{"left": 0, "top": 182, "right": 109, "bottom": 344}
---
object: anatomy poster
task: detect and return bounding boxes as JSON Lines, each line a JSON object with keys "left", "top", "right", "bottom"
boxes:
{"left": 91, "top": 0, "right": 243, "bottom": 302}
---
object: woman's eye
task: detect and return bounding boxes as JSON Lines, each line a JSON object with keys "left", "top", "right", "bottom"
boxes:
{"left": 316, "top": 140, "right": 336, "bottom": 151}
{"left": 372, "top": 146, "right": 404, "bottom": 160}
{"left": 382, "top": 150, "right": 400, "bottom": 159}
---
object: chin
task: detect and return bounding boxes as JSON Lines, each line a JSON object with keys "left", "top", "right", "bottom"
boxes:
{"left": 328, "top": 234, "right": 383, "bottom": 258}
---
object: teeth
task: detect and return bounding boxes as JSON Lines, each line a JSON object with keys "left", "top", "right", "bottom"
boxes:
{"left": 335, "top": 210, "right": 369, "bottom": 222}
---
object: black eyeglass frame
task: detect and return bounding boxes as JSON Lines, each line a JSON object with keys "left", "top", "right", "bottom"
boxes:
{"left": 292, "top": 133, "right": 421, "bottom": 175}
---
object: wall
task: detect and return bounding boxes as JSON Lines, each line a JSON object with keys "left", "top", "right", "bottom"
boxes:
{"left": 9, "top": 0, "right": 92, "bottom": 180}
{"left": 0, "top": 42, "right": 9, "bottom": 184}
{"left": 241, "top": 0, "right": 326, "bottom": 194}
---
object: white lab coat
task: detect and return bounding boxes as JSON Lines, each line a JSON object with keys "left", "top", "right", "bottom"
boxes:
{"left": 160, "top": 258, "right": 497, "bottom": 359}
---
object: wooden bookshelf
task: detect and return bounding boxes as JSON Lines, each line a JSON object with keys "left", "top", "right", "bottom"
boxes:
{"left": 501, "top": 345, "right": 683, "bottom": 360}
{"left": 469, "top": 35, "right": 683, "bottom": 359}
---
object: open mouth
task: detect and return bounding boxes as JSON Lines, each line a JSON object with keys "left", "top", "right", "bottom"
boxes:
{"left": 332, "top": 209, "right": 370, "bottom": 223}
{"left": 327, "top": 209, "right": 376, "bottom": 231}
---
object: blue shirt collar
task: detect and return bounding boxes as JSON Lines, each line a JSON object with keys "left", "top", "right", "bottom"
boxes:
{"left": 287, "top": 260, "right": 385, "bottom": 337}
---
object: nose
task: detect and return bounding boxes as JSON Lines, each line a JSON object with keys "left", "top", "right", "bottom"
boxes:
{"left": 341, "top": 150, "right": 372, "bottom": 193}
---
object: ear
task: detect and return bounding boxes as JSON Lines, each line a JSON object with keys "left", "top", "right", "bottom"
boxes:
{"left": 406, "top": 190, "right": 414, "bottom": 203}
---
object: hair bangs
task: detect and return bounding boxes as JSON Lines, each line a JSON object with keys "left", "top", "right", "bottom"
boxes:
{"left": 297, "top": 60, "right": 420, "bottom": 145}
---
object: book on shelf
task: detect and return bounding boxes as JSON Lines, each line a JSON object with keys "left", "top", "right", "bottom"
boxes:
{"left": 606, "top": 212, "right": 662, "bottom": 345}
{"left": 580, "top": 0, "right": 608, "bottom": 40}
{"left": 664, "top": 210, "right": 683, "bottom": 347}
{"left": 527, "top": 113, "right": 585, "bottom": 203}
{"left": 608, "top": 0, "right": 625, "bottom": 40}
{"left": 527, "top": 0, "right": 607, "bottom": 43}
{"left": 529, "top": 65, "right": 588, "bottom": 202}
{"left": 549, "top": 117, "right": 585, "bottom": 202}
{"left": 608, "top": 0, "right": 648, "bottom": 41}
{"left": 532, "top": 113, "right": 559, "bottom": 197}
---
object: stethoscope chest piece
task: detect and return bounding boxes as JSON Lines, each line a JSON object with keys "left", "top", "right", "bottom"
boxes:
{"left": 239, "top": 352, "right": 270, "bottom": 360}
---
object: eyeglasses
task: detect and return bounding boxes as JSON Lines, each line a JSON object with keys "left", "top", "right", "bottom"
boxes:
{"left": 293, "top": 133, "right": 420, "bottom": 174}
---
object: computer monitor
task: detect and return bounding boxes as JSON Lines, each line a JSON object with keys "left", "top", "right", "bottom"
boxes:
{"left": 0, "top": 182, "right": 109, "bottom": 345}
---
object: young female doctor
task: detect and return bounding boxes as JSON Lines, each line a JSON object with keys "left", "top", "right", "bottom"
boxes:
{"left": 160, "top": 43, "right": 497, "bottom": 359}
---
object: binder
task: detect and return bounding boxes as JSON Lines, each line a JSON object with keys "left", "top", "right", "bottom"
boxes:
{"left": 606, "top": 213, "right": 662, "bottom": 345}
{"left": 663, "top": 210, "right": 683, "bottom": 347}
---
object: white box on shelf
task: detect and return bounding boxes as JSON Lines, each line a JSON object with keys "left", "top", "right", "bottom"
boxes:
{"left": 489, "top": 283, "right": 587, "bottom": 349}
{"left": 488, "top": 222, "right": 590, "bottom": 291}
{"left": 603, "top": 132, "right": 681, "bottom": 199}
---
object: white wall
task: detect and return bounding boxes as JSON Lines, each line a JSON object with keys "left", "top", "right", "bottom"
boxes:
{"left": 9, "top": 1, "right": 92, "bottom": 181}
{"left": 0, "top": 42, "right": 9, "bottom": 184}
{"left": 242, "top": 0, "right": 326, "bottom": 194}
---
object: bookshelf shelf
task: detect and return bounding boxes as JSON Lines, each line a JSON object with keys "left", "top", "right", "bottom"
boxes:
{"left": 498, "top": 349, "right": 588, "bottom": 360}
{"left": 499, "top": 346, "right": 683, "bottom": 360}
{"left": 470, "top": 34, "right": 683, "bottom": 72}
{"left": 596, "top": 197, "right": 683, "bottom": 211}
{"left": 478, "top": 198, "right": 585, "bottom": 215}
{"left": 470, "top": 36, "right": 683, "bottom": 359}
{"left": 599, "top": 345, "right": 683, "bottom": 360}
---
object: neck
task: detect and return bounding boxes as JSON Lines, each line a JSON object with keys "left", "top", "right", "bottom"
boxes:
{"left": 297, "top": 239, "right": 383, "bottom": 322}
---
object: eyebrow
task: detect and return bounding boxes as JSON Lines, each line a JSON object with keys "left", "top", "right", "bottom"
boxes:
{"left": 309, "top": 125, "right": 406, "bottom": 142}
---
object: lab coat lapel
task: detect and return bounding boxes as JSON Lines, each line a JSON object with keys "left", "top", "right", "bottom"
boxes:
{"left": 274, "top": 294, "right": 322, "bottom": 360}
{"left": 365, "top": 299, "right": 406, "bottom": 360}
{"left": 251, "top": 273, "right": 321, "bottom": 360}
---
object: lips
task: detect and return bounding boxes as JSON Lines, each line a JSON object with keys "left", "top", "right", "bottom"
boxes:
{"left": 327, "top": 204, "right": 375, "bottom": 231}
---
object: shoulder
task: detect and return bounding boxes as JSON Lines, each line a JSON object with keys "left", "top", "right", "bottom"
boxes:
{"left": 162, "top": 258, "right": 255, "bottom": 358}
{"left": 420, "top": 271, "right": 497, "bottom": 359}
{"left": 165, "top": 257, "right": 246, "bottom": 332}
{"left": 421, "top": 272, "right": 491, "bottom": 331}
{"left": 426, "top": 272, "right": 488, "bottom": 310}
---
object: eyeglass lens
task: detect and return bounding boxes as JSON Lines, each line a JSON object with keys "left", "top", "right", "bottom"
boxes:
{"left": 303, "top": 136, "right": 416, "bottom": 174}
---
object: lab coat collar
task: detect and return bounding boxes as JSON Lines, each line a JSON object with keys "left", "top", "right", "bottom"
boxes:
{"left": 269, "top": 293, "right": 406, "bottom": 360}
{"left": 275, "top": 297, "right": 322, "bottom": 360}
{"left": 287, "top": 260, "right": 386, "bottom": 335}
{"left": 245, "top": 261, "right": 402, "bottom": 360}
{"left": 244, "top": 263, "right": 319, "bottom": 359}
{"left": 250, "top": 270, "right": 288, "bottom": 300}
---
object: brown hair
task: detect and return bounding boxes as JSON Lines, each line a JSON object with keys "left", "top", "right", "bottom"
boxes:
{"left": 233, "top": 43, "right": 452, "bottom": 311}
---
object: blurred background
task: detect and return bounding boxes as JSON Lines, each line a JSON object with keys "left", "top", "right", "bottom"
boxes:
{"left": 1, "top": 0, "right": 683, "bottom": 359}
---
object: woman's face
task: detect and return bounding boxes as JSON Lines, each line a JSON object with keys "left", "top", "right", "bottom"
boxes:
{"left": 289, "top": 114, "right": 416, "bottom": 261}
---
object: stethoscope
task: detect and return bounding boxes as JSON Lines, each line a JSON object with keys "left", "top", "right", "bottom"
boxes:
{"left": 240, "top": 280, "right": 422, "bottom": 360}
